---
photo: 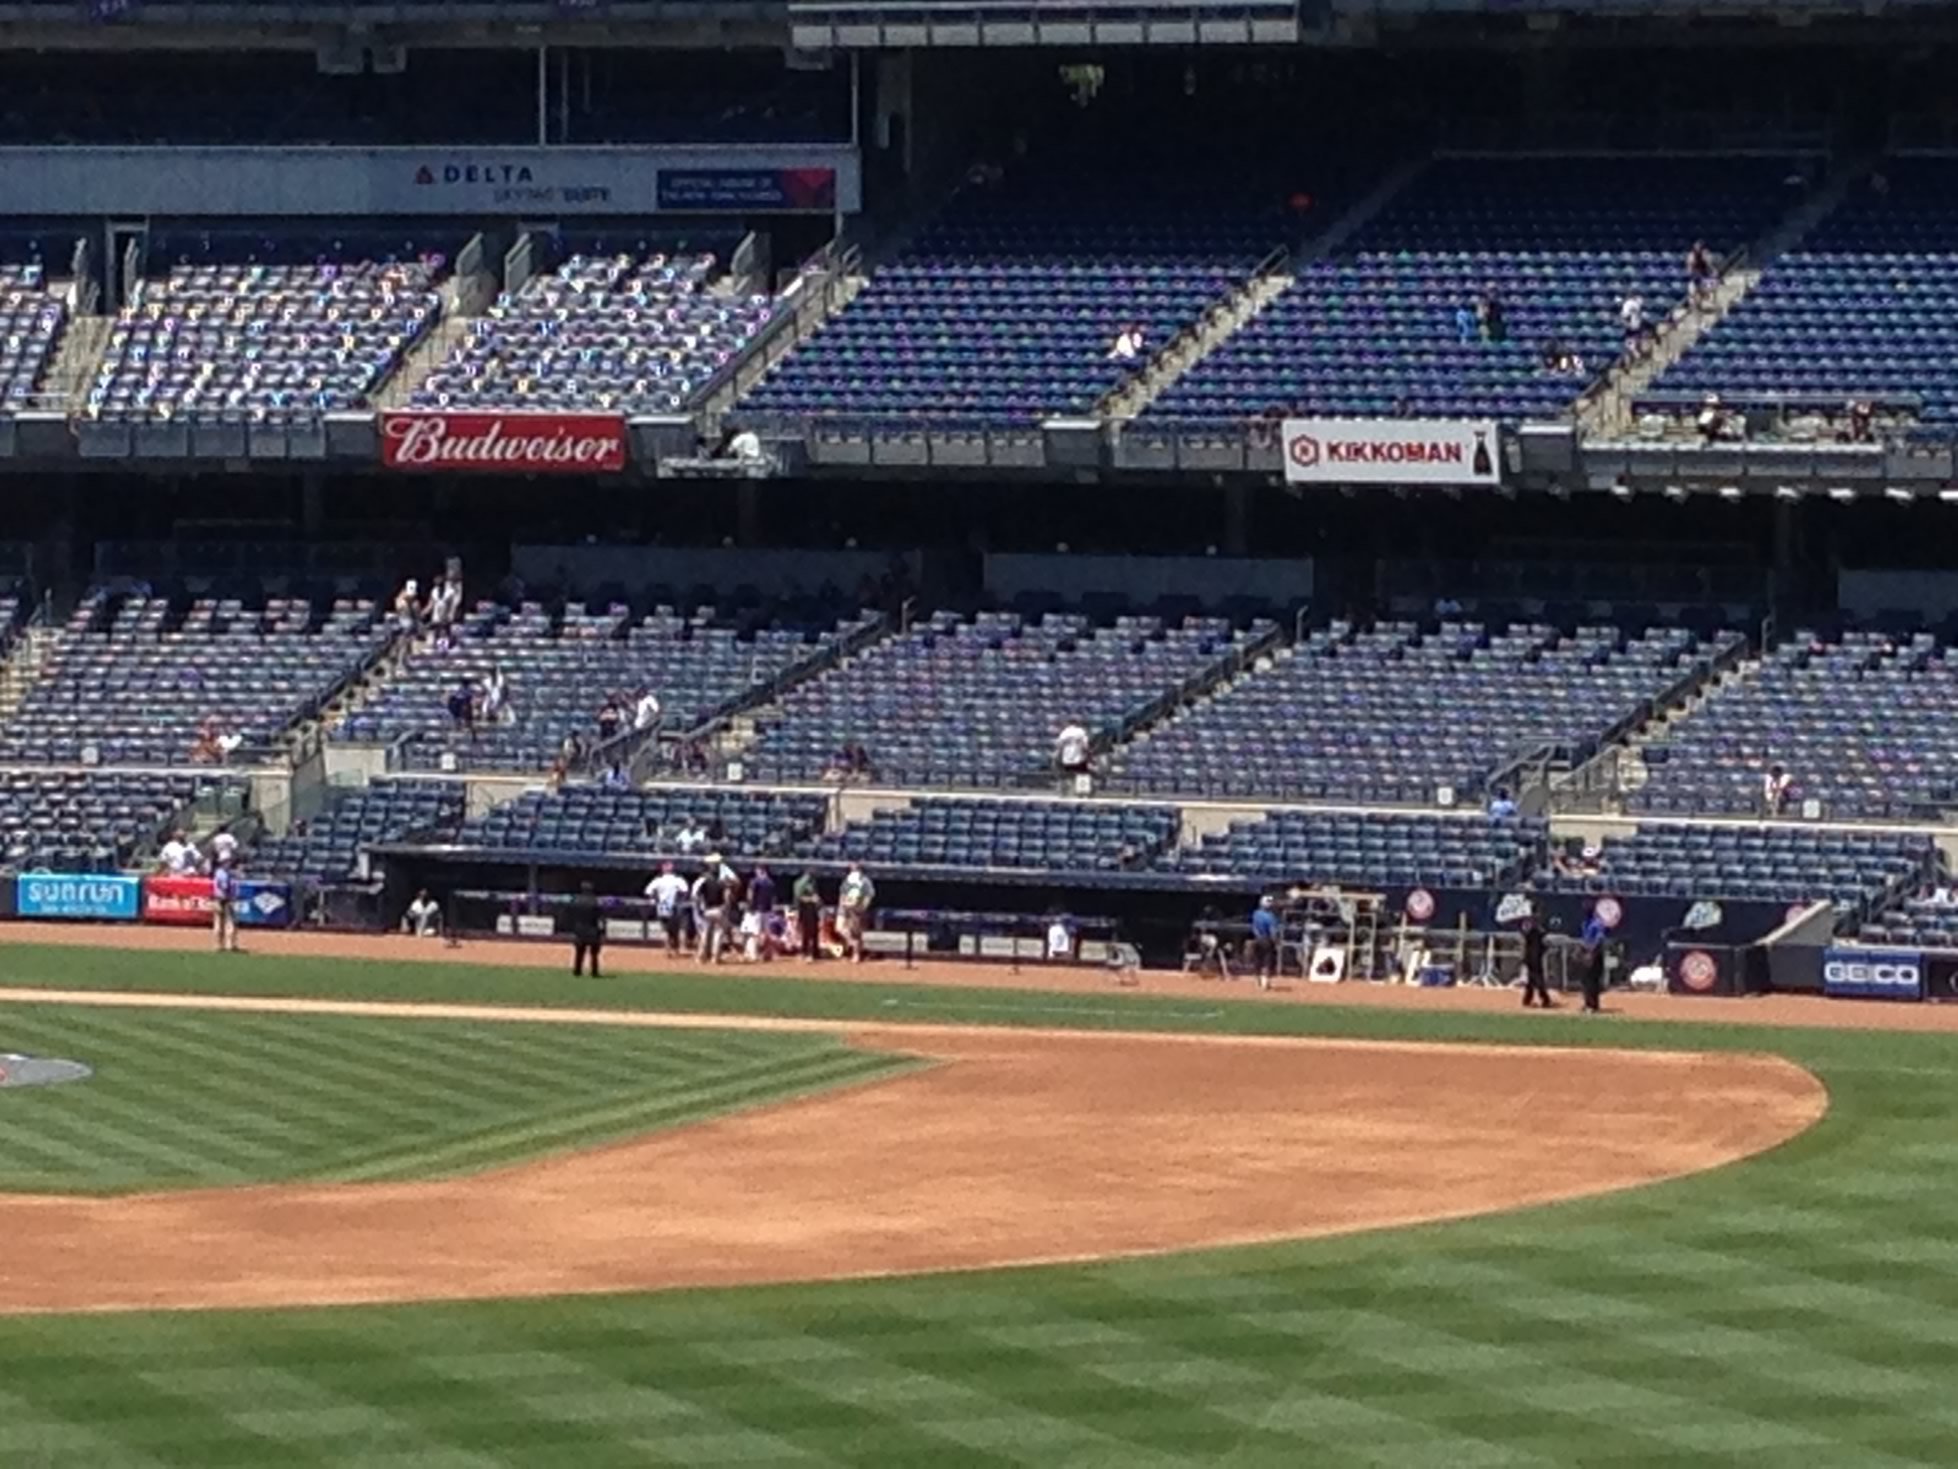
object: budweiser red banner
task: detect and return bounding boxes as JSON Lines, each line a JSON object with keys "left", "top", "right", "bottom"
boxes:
{"left": 381, "top": 411, "right": 629, "bottom": 474}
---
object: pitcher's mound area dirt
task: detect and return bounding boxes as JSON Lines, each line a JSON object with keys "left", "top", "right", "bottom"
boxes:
{"left": 0, "top": 996, "right": 1825, "bottom": 1315}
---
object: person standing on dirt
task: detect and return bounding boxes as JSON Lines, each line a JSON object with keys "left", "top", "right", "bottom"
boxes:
{"left": 211, "top": 857, "right": 241, "bottom": 954}
{"left": 1519, "top": 914, "right": 1553, "bottom": 1009}
{"left": 793, "top": 870, "right": 824, "bottom": 961}
{"left": 1578, "top": 906, "right": 1609, "bottom": 1014}
{"left": 568, "top": 882, "right": 604, "bottom": 978}
{"left": 692, "top": 864, "right": 728, "bottom": 964}
{"left": 1249, "top": 895, "right": 1281, "bottom": 991}
{"left": 644, "top": 861, "right": 688, "bottom": 955}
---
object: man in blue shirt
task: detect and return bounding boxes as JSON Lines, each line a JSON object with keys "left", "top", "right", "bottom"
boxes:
{"left": 1579, "top": 908, "right": 1609, "bottom": 1013}
{"left": 212, "top": 858, "right": 241, "bottom": 954}
{"left": 1250, "top": 895, "right": 1282, "bottom": 992}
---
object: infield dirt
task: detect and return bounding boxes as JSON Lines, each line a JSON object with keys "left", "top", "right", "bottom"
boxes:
{"left": 0, "top": 970, "right": 1824, "bottom": 1315}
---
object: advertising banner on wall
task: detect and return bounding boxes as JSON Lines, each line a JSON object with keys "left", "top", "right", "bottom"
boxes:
{"left": 1281, "top": 418, "right": 1502, "bottom": 487}
{"left": 1822, "top": 946, "right": 1924, "bottom": 1001}
{"left": 381, "top": 412, "right": 629, "bottom": 474}
{"left": 142, "top": 875, "right": 294, "bottom": 928}
{"left": 656, "top": 167, "right": 838, "bottom": 212}
{"left": 0, "top": 146, "right": 861, "bottom": 216}
{"left": 16, "top": 873, "right": 141, "bottom": 921}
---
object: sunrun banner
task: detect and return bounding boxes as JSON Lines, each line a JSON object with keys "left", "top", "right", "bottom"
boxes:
{"left": 16, "top": 873, "right": 141, "bottom": 921}
{"left": 1282, "top": 418, "right": 1502, "bottom": 488}
{"left": 0, "top": 147, "right": 861, "bottom": 216}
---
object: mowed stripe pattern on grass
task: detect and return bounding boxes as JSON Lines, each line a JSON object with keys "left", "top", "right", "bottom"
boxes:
{"left": 0, "top": 1004, "right": 908, "bottom": 1194}
{"left": 0, "top": 1019, "right": 1947, "bottom": 1463}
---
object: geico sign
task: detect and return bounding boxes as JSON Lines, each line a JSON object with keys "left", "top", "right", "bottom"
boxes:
{"left": 1824, "top": 961, "right": 1921, "bottom": 988}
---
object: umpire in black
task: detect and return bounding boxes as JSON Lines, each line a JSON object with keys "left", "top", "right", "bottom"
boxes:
{"left": 1519, "top": 913, "right": 1553, "bottom": 1008}
{"left": 567, "top": 881, "right": 604, "bottom": 978}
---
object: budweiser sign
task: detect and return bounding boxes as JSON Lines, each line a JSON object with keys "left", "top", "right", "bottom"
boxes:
{"left": 381, "top": 411, "right": 628, "bottom": 474}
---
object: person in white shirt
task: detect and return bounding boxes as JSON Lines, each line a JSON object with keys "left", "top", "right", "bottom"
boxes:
{"left": 158, "top": 831, "right": 199, "bottom": 875}
{"left": 1107, "top": 325, "right": 1144, "bottom": 362}
{"left": 392, "top": 579, "right": 420, "bottom": 635}
{"left": 480, "top": 666, "right": 507, "bottom": 725}
{"left": 1046, "top": 916, "right": 1076, "bottom": 963}
{"left": 674, "top": 822, "right": 707, "bottom": 854}
{"left": 1055, "top": 722, "right": 1092, "bottom": 777}
{"left": 633, "top": 688, "right": 662, "bottom": 731}
{"left": 838, "top": 863, "right": 875, "bottom": 963}
{"left": 428, "top": 575, "right": 462, "bottom": 631}
{"left": 404, "top": 889, "right": 442, "bottom": 937}
{"left": 1619, "top": 292, "right": 1645, "bottom": 336}
{"left": 1762, "top": 763, "right": 1793, "bottom": 817}
{"left": 644, "top": 860, "right": 689, "bottom": 953}
{"left": 207, "top": 828, "right": 239, "bottom": 870}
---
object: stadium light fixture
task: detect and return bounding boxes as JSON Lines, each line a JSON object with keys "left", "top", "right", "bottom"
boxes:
{"left": 1885, "top": 487, "right": 1916, "bottom": 504}
{"left": 1827, "top": 487, "right": 1858, "bottom": 503}
{"left": 1774, "top": 485, "right": 1802, "bottom": 501}
{"left": 1718, "top": 485, "right": 1743, "bottom": 502}
{"left": 1663, "top": 484, "right": 1689, "bottom": 502}
{"left": 1939, "top": 488, "right": 1958, "bottom": 504}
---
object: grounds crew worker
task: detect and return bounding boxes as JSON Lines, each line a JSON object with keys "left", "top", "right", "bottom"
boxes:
{"left": 568, "top": 881, "right": 604, "bottom": 978}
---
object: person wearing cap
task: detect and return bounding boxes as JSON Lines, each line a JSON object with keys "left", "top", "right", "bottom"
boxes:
{"left": 567, "top": 882, "right": 603, "bottom": 977}
{"left": 1249, "top": 894, "right": 1281, "bottom": 991}
{"left": 1579, "top": 905, "right": 1610, "bottom": 1014}
{"left": 211, "top": 855, "right": 242, "bottom": 954}
{"left": 692, "top": 863, "right": 729, "bottom": 964}
{"left": 1519, "top": 913, "right": 1553, "bottom": 1009}
{"left": 644, "top": 861, "right": 688, "bottom": 954}
{"left": 838, "top": 863, "right": 875, "bottom": 963}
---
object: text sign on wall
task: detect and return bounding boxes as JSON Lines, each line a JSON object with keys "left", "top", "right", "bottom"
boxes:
{"left": 1281, "top": 418, "right": 1502, "bottom": 487}
{"left": 0, "top": 147, "right": 862, "bottom": 216}
{"left": 381, "top": 412, "right": 629, "bottom": 474}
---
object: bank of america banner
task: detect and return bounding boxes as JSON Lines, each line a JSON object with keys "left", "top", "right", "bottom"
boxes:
{"left": 1281, "top": 418, "right": 1502, "bottom": 488}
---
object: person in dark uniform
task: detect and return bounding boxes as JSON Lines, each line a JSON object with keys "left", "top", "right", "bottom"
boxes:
{"left": 1519, "top": 914, "right": 1553, "bottom": 1008}
{"left": 568, "top": 881, "right": 603, "bottom": 977}
{"left": 1579, "top": 907, "right": 1609, "bottom": 1013}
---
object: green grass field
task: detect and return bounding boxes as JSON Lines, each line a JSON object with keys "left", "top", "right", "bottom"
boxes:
{"left": 0, "top": 1003, "right": 907, "bottom": 1194}
{"left": 2, "top": 943, "right": 1956, "bottom": 1465}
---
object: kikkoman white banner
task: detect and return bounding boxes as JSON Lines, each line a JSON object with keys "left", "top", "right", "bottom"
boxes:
{"left": 1281, "top": 418, "right": 1503, "bottom": 487}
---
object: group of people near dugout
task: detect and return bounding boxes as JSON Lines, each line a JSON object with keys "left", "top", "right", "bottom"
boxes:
{"left": 562, "top": 859, "right": 878, "bottom": 978}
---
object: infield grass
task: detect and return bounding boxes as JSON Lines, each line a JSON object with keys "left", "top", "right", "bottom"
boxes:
{"left": 3, "top": 944, "right": 1957, "bottom": 1465}
{"left": 0, "top": 1002, "right": 907, "bottom": 1193}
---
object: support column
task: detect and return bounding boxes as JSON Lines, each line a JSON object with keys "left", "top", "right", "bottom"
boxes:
{"left": 736, "top": 482, "right": 761, "bottom": 547}
{"left": 301, "top": 473, "right": 326, "bottom": 537}
{"left": 1222, "top": 484, "right": 1250, "bottom": 558}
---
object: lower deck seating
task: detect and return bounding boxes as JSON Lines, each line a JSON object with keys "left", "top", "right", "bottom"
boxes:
{"left": 251, "top": 779, "right": 464, "bottom": 884}
{"left": 1160, "top": 810, "right": 1543, "bottom": 888}
{"left": 810, "top": 798, "right": 1178, "bottom": 873}
{"left": 1540, "top": 824, "right": 1933, "bottom": 908}
{"left": 0, "top": 770, "right": 241, "bottom": 872}
{"left": 454, "top": 786, "right": 829, "bottom": 861}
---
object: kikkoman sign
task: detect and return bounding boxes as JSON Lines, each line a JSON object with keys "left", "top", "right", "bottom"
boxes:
{"left": 381, "top": 412, "right": 629, "bottom": 474}
{"left": 1281, "top": 418, "right": 1503, "bottom": 487}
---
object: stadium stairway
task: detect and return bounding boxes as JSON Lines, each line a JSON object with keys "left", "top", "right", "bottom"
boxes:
{"left": 1551, "top": 642, "right": 1763, "bottom": 812}
{"left": 376, "top": 313, "right": 470, "bottom": 410}
{"left": 44, "top": 314, "right": 112, "bottom": 416}
{"left": 1579, "top": 155, "right": 1873, "bottom": 439}
{"left": 1105, "top": 156, "right": 1430, "bottom": 424}
{"left": 0, "top": 621, "right": 58, "bottom": 723}
{"left": 699, "top": 247, "right": 865, "bottom": 442}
